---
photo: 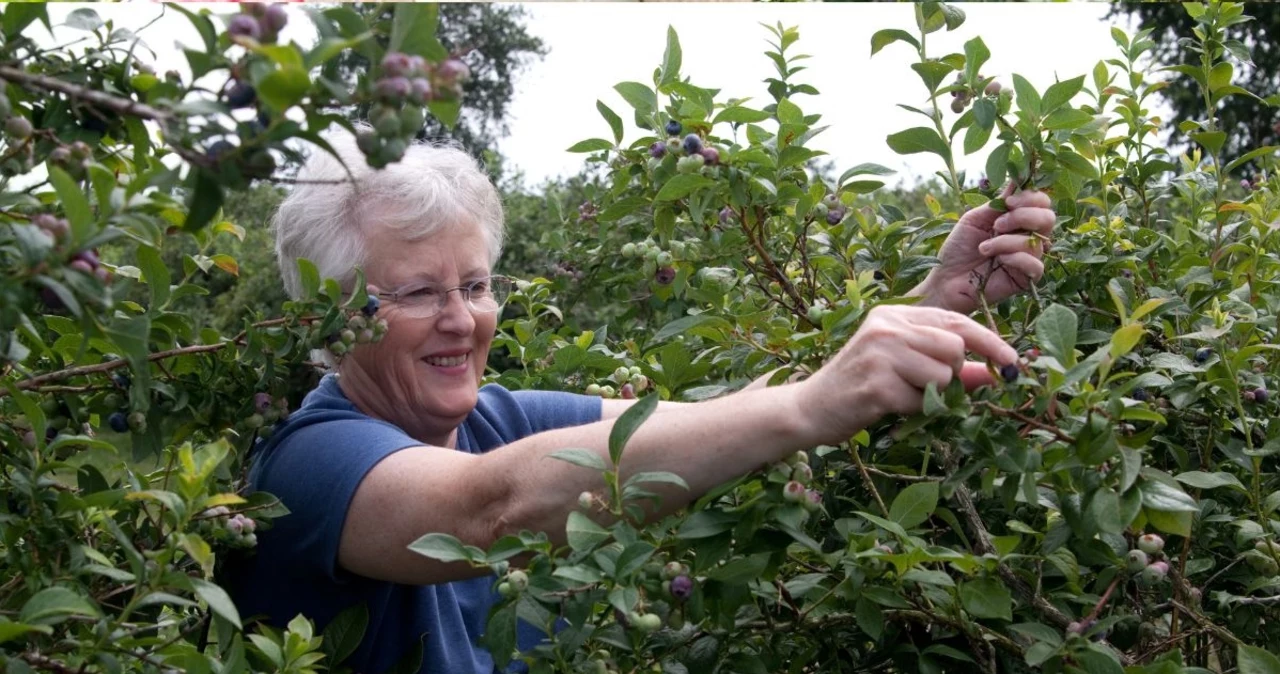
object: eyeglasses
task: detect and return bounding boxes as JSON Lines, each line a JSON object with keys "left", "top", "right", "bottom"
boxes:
{"left": 379, "top": 275, "right": 514, "bottom": 318}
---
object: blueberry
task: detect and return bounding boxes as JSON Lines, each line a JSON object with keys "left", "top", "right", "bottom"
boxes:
{"left": 649, "top": 141, "right": 666, "bottom": 159}
{"left": 381, "top": 52, "right": 413, "bottom": 78}
{"left": 1256, "top": 387, "right": 1270, "bottom": 404}
{"left": 1194, "top": 347, "right": 1211, "bottom": 363}
{"left": 362, "top": 294, "right": 381, "bottom": 316}
{"left": 1132, "top": 387, "right": 1148, "bottom": 402}
{"left": 826, "top": 208, "right": 843, "bottom": 225}
{"left": 979, "top": 177, "right": 991, "bottom": 191}
{"left": 112, "top": 373, "right": 130, "bottom": 389}
{"left": 681, "top": 133, "right": 703, "bottom": 156}
{"left": 108, "top": 412, "right": 129, "bottom": 433}
{"left": 207, "top": 140, "right": 236, "bottom": 161}
{"left": 227, "top": 14, "right": 262, "bottom": 40}
{"left": 665, "top": 119, "right": 682, "bottom": 137}
{"left": 263, "top": 5, "right": 288, "bottom": 32}
{"left": 226, "top": 82, "right": 256, "bottom": 109}
{"left": 5, "top": 116, "right": 32, "bottom": 140}
{"left": 669, "top": 574, "right": 693, "bottom": 601}
{"left": 1000, "top": 363, "right": 1019, "bottom": 383}
{"left": 654, "top": 266, "right": 676, "bottom": 286}
{"left": 699, "top": 147, "right": 720, "bottom": 166}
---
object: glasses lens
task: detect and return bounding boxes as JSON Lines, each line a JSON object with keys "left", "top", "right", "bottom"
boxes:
{"left": 467, "top": 277, "right": 512, "bottom": 313}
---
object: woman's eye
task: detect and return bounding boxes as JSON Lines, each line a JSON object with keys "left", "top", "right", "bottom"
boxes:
{"left": 406, "top": 287, "right": 438, "bottom": 298}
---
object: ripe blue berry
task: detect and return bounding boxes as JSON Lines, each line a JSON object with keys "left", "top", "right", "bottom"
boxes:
{"left": 1132, "top": 387, "right": 1149, "bottom": 402}
{"left": 979, "top": 177, "right": 992, "bottom": 191}
{"left": 665, "top": 119, "right": 682, "bottom": 136}
{"left": 681, "top": 134, "right": 703, "bottom": 156}
{"left": 226, "top": 82, "right": 257, "bottom": 109}
{"left": 670, "top": 574, "right": 693, "bottom": 601}
{"left": 263, "top": 5, "right": 288, "bottom": 32}
{"left": 826, "top": 208, "right": 843, "bottom": 225}
{"left": 699, "top": 147, "right": 720, "bottom": 165}
{"left": 227, "top": 14, "right": 262, "bottom": 40}
{"left": 1194, "top": 347, "right": 1211, "bottom": 363}
{"left": 649, "top": 141, "right": 666, "bottom": 159}
{"left": 655, "top": 266, "right": 676, "bottom": 286}
{"left": 108, "top": 412, "right": 128, "bottom": 433}
{"left": 112, "top": 374, "right": 130, "bottom": 389}
{"left": 1256, "top": 387, "right": 1270, "bottom": 404}
{"left": 362, "top": 294, "right": 381, "bottom": 316}
{"left": 1000, "top": 363, "right": 1019, "bottom": 383}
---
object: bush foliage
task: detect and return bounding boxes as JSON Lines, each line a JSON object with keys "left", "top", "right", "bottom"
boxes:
{"left": 2, "top": 3, "right": 1279, "bottom": 673}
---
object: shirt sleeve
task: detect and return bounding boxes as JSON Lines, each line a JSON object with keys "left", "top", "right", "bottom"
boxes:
{"left": 507, "top": 388, "right": 603, "bottom": 434}
{"left": 250, "top": 413, "right": 421, "bottom": 584}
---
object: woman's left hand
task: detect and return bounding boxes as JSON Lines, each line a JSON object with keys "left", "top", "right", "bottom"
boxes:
{"left": 912, "top": 186, "right": 1056, "bottom": 315}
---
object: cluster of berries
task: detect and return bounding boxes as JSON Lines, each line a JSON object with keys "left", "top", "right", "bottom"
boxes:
{"left": 325, "top": 296, "right": 388, "bottom": 358}
{"left": 813, "top": 194, "right": 848, "bottom": 226}
{"left": 584, "top": 365, "right": 648, "bottom": 400}
{"left": 647, "top": 119, "right": 723, "bottom": 174}
{"left": 1126, "top": 533, "right": 1170, "bottom": 588}
{"left": 1, "top": 96, "right": 35, "bottom": 176}
{"left": 357, "top": 52, "right": 469, "bottom": 167}
{"left": 549, "top": 260, "right": 585, "bottom": 281}
{"left": 1241, "top": 176, "right": 1268, "bottom": 192}
{"left": 47, "top": 141, "right": 94, "bottom": 180}
{"left": 203, "top": 506, "right": 258, "bottom": 547}
{"left": 771, "top": 451, "right": 823, "bottom": 512}
{"left": 227, "top": 4, "right": 289, "bottom": 44}
{"left": 496, "top": 568, "right": 529, "bottom": 598}
{"left": 660, "top": 561, "right": 694, "bottom": 602}
{"left": 949, "top": 76, "right": 1002, "bottom": 114}
{"left": 1244, "top": 386, "right": 1270, "bottom": 404}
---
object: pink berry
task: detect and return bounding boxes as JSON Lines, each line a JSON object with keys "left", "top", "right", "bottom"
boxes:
{"left": 783, "top": 480, "right": 805, "bottom": 503}
{"left": 381, "top": 52, "right": 413, "bottom": 78}
{"left": 228, "top": 14, "right": 262, "bottom": 40}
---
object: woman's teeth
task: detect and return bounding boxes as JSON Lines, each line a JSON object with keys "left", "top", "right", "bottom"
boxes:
{"left": 426, "top": 354, "right": 468, "bottom": 367}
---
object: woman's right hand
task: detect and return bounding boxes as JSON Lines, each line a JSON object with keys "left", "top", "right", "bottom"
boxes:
{"left": 793, "top": 305, "right": 1020, "bottom": 446}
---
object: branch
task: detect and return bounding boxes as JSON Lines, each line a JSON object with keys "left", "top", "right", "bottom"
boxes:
{"left": 937, "top": 444, "right": 1077, "bottom": 633}
{"left": 0, "top": 344, "right": 224, "bottom": 397}
{"left": 0, "top": 65, "right": 171, "bottom": 124}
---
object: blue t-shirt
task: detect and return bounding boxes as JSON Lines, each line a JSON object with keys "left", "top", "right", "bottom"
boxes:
{"left": 229, "top": 374, "right": 601, "bottom": 674}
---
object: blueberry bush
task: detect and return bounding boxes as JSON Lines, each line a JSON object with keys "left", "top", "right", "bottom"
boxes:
{"left": 3, "top": 2, "right": 1280, "bottom": 673}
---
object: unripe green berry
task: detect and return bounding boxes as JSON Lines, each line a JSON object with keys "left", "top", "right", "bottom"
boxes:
{"left": 1137, "top": 533, "right": 1164, "bottom": 555}
{"left": 655, "top": 251, "right": 673, "bottom": 266}
{"left": 507, "top": 569, "right": 529, "bottom": 592}
{"left": 1126, "top": 549, "right": 1149, "bottom": 572}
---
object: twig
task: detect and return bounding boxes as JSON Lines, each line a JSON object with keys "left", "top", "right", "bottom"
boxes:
{"left": 978, "top": 400, "right": 1076, "bottom": 445}
{"left": 1169, "top": 600, "right": 1242, "bottom": 647}
{"left": 0, "top": 65, "right": 170, "bottom": 124}
{"left": 848, "top": 442, "right": 890, "bottom": 517}
{"left": 861, "top": 466, "right": 941, "bottom": 483}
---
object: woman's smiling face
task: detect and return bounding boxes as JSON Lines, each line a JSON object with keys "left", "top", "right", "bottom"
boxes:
{"left": 337, "top": 221, "right": 497, "bottom": 446}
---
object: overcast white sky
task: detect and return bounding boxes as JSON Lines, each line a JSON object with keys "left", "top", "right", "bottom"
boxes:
{"left": 42, "top": 3, "right": 1143, "bottom": 188}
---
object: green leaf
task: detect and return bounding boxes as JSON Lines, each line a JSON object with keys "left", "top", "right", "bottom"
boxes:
{"left": 776, "top": 98, "right": 803, "bottom": 125}
{"left": 1074, "top": 645, "right": 1124, "bottom": 674}
{"left": 677, "top": 511, "right": 737, "bottom": 539}
{"left": 565, "top": 511, "right": 611, "bottom": 552}
{"left": 1175, "top": 471, "right": 1247, "bottom": 493}
{"left": 1140, "top": 480, "right": 1199, "bottom": 513}
{"left": 1208, "top": 62, "right": 1234, "bottom": 92}
{"left": 959, "top": 578, "right": 1012, "bottom": 620}
{"left": 190, "top": 578, "right": 242, "bottom": 630}
{"left": 1191, "top": 130, "right": 1226, "bottom": 155}
{"left": 548, "top": 448, "right": 607, "bottom": 472}
{"left": 65, "top": 7, "right": 103, "bottom": 31}
{"left": 1012, "top": 74, "right": 1041, "bottom": 119}
{"left": 388, "top": 3, "right": 445, "bottom": 61}
{"left": 597, "top": 101, "right": 624, "bottom": 144}
{"left": 49, "top": 167, "right": 92, "bottom": 243}
{"left": 137, "top": 245, "right": 170, "bottom": 310}
{"left": 1087, "top": 487, "right": 1124, "bottom": 535}
{"left": 1238, "top": 644, "right": 1280, "bottom": 674}
{"left": 963, "top": 121, "right": 991, "bottom": 156}
{"left": 706, "top": 553, "right": 770, "bottom": 584}
{"left": 659, "top": 26, "right": 682, "bottom": 90}
{"left": 322, "top": 603, "right": 368, "bottom": 665}
{"left": 0, "top": 619, "right": 52, "bottom": 644}
{"left": 655, "top": 174, "right": 715, "bottom": 201}
{"left": 1041, "top": 75, "right": 1085, "bottom": 115}
{"left": 615, "top": 541, "right": 656, "bottom": 578}
{"left": 870, "top": 29, "right": 919, "bottom": 56}
{"left": 3, "top": 4, "right": 49, "bottom": 41}
{"left": 256, "top": 67, "right": 311, "bottom": 112}
{"left": 911, "top": 61, "right": 954, "bottom": 93}
{"left": 1042, "top": 109, "right": 1094, "bottom": 131}
{"left": 1036, "top": 304, "right": 1078, "bottom": 367}
{"left": 963, "top": 37, "right": 989, "bottom": 85}
{"left": 1145, "top": 508, "right": 1192, "bottom": 537}
{"left": 713, "top": 106, "right": 771, "bottom": 125}
{"left": 986, "top": 142, "right": 1011, "bottom": 187}
{"left": 886, "top": 127, "right": 951, "bottom": 162}
{"left": 609, "top": 393, "right": 659, "bottom": 466}
{"left": 407, "top": 532, "right": 475, "bottom": 563}
{"left": 19, "top": 587, "right": 100, "bottom": 626}
{"left": 615, "top": 82, "right": 657, "bottom": 114}
{"left": 566, "top": 138, "right": 613, "bottom": 153}
{"left": 624, "top": 471, "right": 689, "bottom": 492}
{"left": 185, "top": 171, "right": 224, "bottom": 231}
{"left": 296, "top": 258, "right": 320, "bottom": 298}
{"left": 889, "top": 481, "right": 939, "bottom": 529}
{"left": 1225, "top": 145, "right": 1280, "bottom": 174}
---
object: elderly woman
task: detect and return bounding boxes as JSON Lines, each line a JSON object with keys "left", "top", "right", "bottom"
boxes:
{"left": 230, "top": 131, "right": 1055, "bottom": 673}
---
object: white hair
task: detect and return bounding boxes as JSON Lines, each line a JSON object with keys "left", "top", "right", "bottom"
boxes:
{"left": 273, "top": 127, "right": 505, "bottom": 301}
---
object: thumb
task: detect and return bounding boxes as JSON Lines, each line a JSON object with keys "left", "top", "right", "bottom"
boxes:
{"left": 959, "top": 361, "right": 997, "bottom": 391}
{"left": 1000, "top": 180, "right": 1018, "bottom": 200}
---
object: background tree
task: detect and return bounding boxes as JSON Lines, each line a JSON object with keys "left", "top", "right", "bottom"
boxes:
{"left": 1111, "top": 2, "right": 1280, "bottom": 170}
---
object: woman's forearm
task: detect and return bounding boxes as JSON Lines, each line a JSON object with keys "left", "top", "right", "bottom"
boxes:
{"left": 479, "top": 382, "right": 851, "bottom": 546}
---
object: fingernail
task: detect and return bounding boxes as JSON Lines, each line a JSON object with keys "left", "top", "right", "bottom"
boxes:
{"left": 993, "top": 214, "right": 1008, "bottom": 231}
{"left": 979, "top": 241, "right": 992, "bottom": 254}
